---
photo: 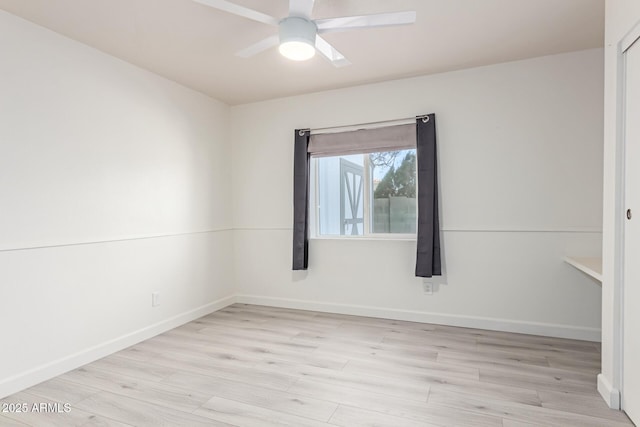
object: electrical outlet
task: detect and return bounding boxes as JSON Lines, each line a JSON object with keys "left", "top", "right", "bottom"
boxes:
{"left": 152, "top": 292, "right": 160, "bottom": 307}
{"left": 423, "top": 281, "right": 433, "bottom": 295}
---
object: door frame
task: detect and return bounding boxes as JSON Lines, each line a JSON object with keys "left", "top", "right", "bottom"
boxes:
{"left": 615, "top": 20, "right": 640, "bottom": 413}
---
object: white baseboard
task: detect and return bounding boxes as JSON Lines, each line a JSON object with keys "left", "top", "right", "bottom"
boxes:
{"left": 598, "top": 373, "right": 621, "bottom": 409}
{"left": 235, "top": 295, "right": 602, "bottom": 342}
{"left": 0, "top": 295, "right": 236, "bottom": 400}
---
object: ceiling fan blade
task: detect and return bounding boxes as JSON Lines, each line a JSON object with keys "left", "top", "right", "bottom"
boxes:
{"left": 289, "top": 0, "right": 315, "bottom": 19}
{"left": 193, "top": 0, "right": 279, "bottom": 26}
{"left": 315, "top": 36, "right": 351, "bottom": 68}
{"left": 316, "top": 11, "right": 416, "bottom": 33}
{"left": 235, "top": 35, "right": 280, "bottom": 58}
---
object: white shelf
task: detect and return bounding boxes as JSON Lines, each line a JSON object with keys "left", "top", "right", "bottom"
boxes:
{"left": 564, "top": 256, "right": 602, "bottom": 283}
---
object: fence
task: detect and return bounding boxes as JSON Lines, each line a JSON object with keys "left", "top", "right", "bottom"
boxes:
{"left": 372, "top": 196, "right": 417, "bottom": 234}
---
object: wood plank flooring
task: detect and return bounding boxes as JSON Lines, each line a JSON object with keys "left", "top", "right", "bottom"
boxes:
{"left": 0, "top": 304, "right": 633, "bottom": 426}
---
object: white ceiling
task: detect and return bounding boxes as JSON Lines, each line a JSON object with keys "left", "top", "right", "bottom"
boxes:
{"left": 0, "top": 0, "right": 604, "bottom": 105}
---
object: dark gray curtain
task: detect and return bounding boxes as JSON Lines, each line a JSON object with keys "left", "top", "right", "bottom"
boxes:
{"left": 292, "top": 129, "right": 310, "bottom": 270}
{"left": 415, "top": 114, "right": 442, "bottom": 277}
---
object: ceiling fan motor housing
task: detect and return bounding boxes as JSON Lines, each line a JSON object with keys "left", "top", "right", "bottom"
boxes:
{"left": 279, "top": 16, "right": 317, "bottom": 46}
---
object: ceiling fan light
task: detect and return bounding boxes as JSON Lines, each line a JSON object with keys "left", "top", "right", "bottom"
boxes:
{"left": 279, "top": 16, "right": 317, "bottom": 61}
{"left": 279, "top": 40, "right": 316, "bottom": 61}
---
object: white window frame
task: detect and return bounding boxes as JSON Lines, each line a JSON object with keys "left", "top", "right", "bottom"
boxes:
{"left": 310, "top": 150, "right": 417, "bottom": 241}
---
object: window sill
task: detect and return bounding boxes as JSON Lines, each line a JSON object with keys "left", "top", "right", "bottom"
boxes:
{"left": 311, "top": 235, "right": 416, "bottom": 242}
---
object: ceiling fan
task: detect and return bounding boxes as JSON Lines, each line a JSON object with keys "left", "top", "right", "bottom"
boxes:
{"left": 193, "top": 0, "right": 416, "bottom": 67}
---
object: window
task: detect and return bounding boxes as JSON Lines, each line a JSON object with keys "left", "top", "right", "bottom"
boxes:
{"left": 293, "top": 115, "right": 439, "bottom": 274}
{"left": 313, "top": 148, "right": 417, "bottom": 237}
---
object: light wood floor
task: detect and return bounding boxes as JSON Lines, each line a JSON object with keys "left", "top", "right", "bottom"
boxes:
{"left": 0, "top": 304, "right": 633, "bottom": 427}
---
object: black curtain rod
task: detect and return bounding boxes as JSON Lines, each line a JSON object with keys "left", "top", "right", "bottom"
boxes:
{"left": 302, "top": 115, "right": 430, "bottom": 135}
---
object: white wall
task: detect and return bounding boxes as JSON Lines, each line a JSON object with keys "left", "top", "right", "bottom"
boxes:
{"left": 0, "top": 11, "right": 234, "bottom": 398}
{"left": 600, "top": 0, "right": 640, "bottom": 409}
{"left": 231, "top": 49, "right": 604, "bottom": 340}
